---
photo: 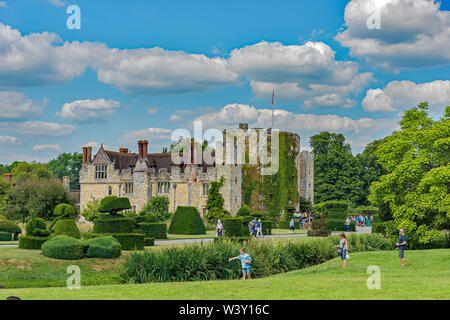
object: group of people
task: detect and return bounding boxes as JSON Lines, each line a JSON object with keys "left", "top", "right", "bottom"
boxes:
{"left": 344, "top": 214, "right": 374, "bottom": 231}
{"left": 215, "top": 218, "right": 264, "bottom": 238}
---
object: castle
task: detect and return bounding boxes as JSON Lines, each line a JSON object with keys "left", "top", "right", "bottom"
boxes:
{"left": 79, "top": 124, "right": 314, "bottom": 216}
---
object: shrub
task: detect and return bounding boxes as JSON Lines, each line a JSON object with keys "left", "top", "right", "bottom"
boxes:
{"left": 53, "top": 203, "right": 77, "bottom": 218}
{"left": 204, "top": 208, "right": 231, "bottom": 223}
{"left": 223, "top": 218, "right": 243, "bottom": 237}
{"left": 278, "top": 220, "right": 300, "bottom": 229}
{"left": 139, "top": 196, "right": 170, "bottom": 221}
{"left": 144, "top": 238, "right": 155, "bottom": 246}
{"left": 0, "top": 231, "right": 12, "bottom": 241}
{"left": 168, "top": 206, "right": 206, "bottom": 235}
{"left": 98, "top": 196, "right": 131, "bottom": 214}
{"left": 284, "top": 205, "right": 296, "bottom": 220}
{"left": 41, "top": 235, "right": 84, "bottom": 260}
{"left": 308, "top": 214, "right": 331, "bottom": 237}
{"left": 93, "top": 217, "right": 134, "bottom": 234}
{"left": 261, "top": 220, "right": 272, "bottom": 235}
{"left": 84, "top": 236, "right": 121, "bottom": 258}
{"left": 236, "top": 205, "right": 251, "bottom": 217}
{"left": 214, "top": 236, "right": 250, "bottom": 244}
{"left": 120, "top": 234, "right": 391, "bottom": 283}
{"left": 25, "top": 211, "right": 50, "bottom": 237}
{"left": 52, "top": 219, "right": 81, "bottom": 239}
{"left": 0, "top": 220, "right": 21, "bottom": 234}
{"left": 251, "top": 211, "right": 263, "bottom": 218}
{"left": 327, "top": 219, "right": 356, "bottom": 232}
{"left": 139, "top": 223, "right": 167, "bottom": 239}
{"left": 19, "top": 235, "right": 50, "bottom": 249}
{"left": 84, "top": 233, "right": 144, "bottom": 250}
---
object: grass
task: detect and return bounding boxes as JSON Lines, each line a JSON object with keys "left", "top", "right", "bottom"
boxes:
{"left": 166, "top": 228, "right": 308, "bottom": 240}
{"left": 0, "top": 249, "right": 448, "bottom": 300}
{"left": 0, "top": 241, "right": 18, "bottom": 245}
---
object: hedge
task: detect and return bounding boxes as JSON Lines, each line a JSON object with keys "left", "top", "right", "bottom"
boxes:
{"left": 84, "top": 236, "right": 122, "bottom": 258}
{"left": 41, "top": 235, "right": 84, "bottom": 260}
{"left": 168, "top": 206, "right": 206, "bottom": 235}
{"left": 84, "top": 233, "right": 144, "bottom": 250}
{"left": 18, "top": 235, "right": 50, "bottom": 249}
{"left": 0, "top": 220, "right": 21, "bottom": 234}
{"left": 139, "top": 223, "right": 167, "bottom": 239}
{"left": 93, "top": 217, "right": 134, "bottom": 234}
{"left": 327, "top": 219, "right": 356, "bottom": 232}
{"left": 261, "top": 220, "right": 272, "bottom": 235}
{"left": 52, "top": 219, "right": 81, "bottom": 239}
{"left": 99, "top": 196, "right": 131, "bottom": 214}
{"left": 223, "top": 218, "right": 243, "bottom": 237}
{"left": 144, "top": 238, "right": 155, "bottom": 246}
{"left": 120, "top": 233, "right": 392, "bottom": 283}
{"left": 0, "top": 231, "right": 12, "bottom": 241}
{"left": 278, "top": 220, "right": 300, "bottom": 229}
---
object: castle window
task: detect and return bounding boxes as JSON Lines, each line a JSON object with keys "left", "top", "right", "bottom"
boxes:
{"left": 157, "top": 182, "right": 170, "bottom": 194}
{"left": 108, "top": 186, "right": 112, "bottom": 195}
{"left": 125, "top": 182, "right": 134, "bottom": 194}
{"left": 234, "top": 177, "right": 238, "bottom": 185}
{"left": 95, "top": 165, "right": 107, "bottom": 179}
{"left": 203, "top": 183, "right": 209, "bottom": 196}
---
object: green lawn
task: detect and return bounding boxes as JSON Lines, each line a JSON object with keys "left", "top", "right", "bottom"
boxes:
{"left": 166, "top": 229, "right": 308, "bottom": 240}
{"left": 0, "top": 241, "right": 18, "bottom": 245}
{"left": 1, "top": 249, "right": 448, "bottom": 300}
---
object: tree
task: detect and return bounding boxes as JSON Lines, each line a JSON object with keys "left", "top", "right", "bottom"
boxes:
{"left": 3, "top": 179, "right": 74, "bottom": 221}
{"left": 139, "top": 196, "right": 170, "bottom": 222}
{"left": 205, "top": 176, "right": 225, "bottom": 213}
{"left": 355, "top": 139, "right": 389, "bottom": 206}
{"left": 309, "top": 132, "right": 363, "bottom": 204}
{"left": 48, "top": 153, "right": 83, "bottom": 190}
{"left": 11, "top": 162, "right": 53, "bottom": 184}
{"left": 0, "top": 176, "right": 11, "bottom": 213}
{"left": 369, "top": 103, "right": 450, "bottom": 247}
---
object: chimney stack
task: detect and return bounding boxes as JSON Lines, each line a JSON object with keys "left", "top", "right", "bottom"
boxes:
{"left": 119, "top": 148, "right": 129, "bottom": 153}
{"left": 188, "top": 141, "right": 198, "bottom": 164}
{"left": 82, "top": 146, "right": 92, "bottom": 163}
{"left": 138, "top": 140, "right": 148, "bottom": 158}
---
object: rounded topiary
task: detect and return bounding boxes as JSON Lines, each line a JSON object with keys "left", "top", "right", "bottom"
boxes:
{"left": 0, "top": 220, "right": 21, "bottom": 234}
{"left": 99, "top": 196, "right": 131, "bottom": 214}
{"left": 0, "top": 231, "right": 12, "bottom": 241}
{"left": 54, "top": 203, "right": 77, "bottom": 218}
{"left": 93, "top": 217, "right": 134, "bottom": 234}
{"left": 236, "top": 205, "right": 252, "bottom": 217}
{"left": 25, "top": 211, "right": 50, "bottom": 237}
{"left": 139, "top": 223, "right": 167, "bottom": 239}
{"left": 41, "top": 235, "right": 84, "bottom": 260}
{"left": 52, "top": 219, "right": 81, "bottom": 239}
{"left": 84, "top": 236, "right": 121, "bottom": 258}
{"left": 168, "top": 206, "right": 206, "bottom": 235}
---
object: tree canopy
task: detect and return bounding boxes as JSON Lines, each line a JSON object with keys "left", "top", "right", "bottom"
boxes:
{"left": 369, "top": 103, "right": 450, "bottom": 246}
{"left": 48, "top": 152, "right": 83, "bottom": 190}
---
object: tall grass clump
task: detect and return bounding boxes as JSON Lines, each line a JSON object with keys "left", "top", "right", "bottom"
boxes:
{"left": 120, "top": 234, "right": 392, "bottom": 284}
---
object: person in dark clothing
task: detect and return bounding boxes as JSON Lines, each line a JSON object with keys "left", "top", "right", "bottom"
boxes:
{"left": 396, "top": 228, "right": 407, "bottom": 267}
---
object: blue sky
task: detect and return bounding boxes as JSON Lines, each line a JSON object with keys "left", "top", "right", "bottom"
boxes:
{"left": 0, "top": 0, "right": 449, "bottom": 163}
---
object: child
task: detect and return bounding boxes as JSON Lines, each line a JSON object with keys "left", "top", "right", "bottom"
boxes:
{"left": 256, "top": 219, "right": 263, "bottom": 238}
{"left": 229, "top": 248, "right": 252, "bottom": 280}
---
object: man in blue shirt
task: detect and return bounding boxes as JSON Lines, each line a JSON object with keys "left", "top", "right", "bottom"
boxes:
{"left": 396, "top": 228, "right": 407, "bottom": 267}
{"left": 229, "top": 248, "right": 252, "bottom": 280}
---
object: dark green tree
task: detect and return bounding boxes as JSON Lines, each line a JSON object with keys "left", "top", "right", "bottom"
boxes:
{"left": 48, "top": 152, "right": 83, "bottom": 190}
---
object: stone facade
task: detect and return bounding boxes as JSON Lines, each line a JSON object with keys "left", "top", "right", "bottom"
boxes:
{"left": 79, "top": 140, "right": 242, "bottom": 216}
{"left": 299, "top": 150, "right": 314, "bottom": 204}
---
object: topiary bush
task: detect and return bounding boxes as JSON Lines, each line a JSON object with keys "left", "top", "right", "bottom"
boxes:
{"left": 53, "top": 203, "right": 77, "bottom": 218}
{"left": 18, "top": 235, "right": 50, "bottom": 249}
{"left": 0, "top": 231, "right": 12, "bottom": 241}
{"left": 168, "top": 206, "right": 206, "bottom": 235}
{"left": 308, "top": 212, "right": 331, "bottom": 237}
{"left": 223, "top": 218, "right": 243, "bottom": 237}
{"left": 139, "top": 223, "right": 167, "bottom": 239}
{"left": 278, "top": 220, "right": 300, "bottom": 229}
{"left": 25, "top": 211, "right": 50, "bottom": 237}
{"left": 93, "top": 217, "right": 134, "bottom": 234}
{"left": 52, "top": 219, "right": 81, "bottom": 239}
{"left": 41, "top": 235, "right": 84, "bottom": 260}
{"left": 251, "top": 211, "right": 263, "bottom": 218}
{"left": 99, "top": 196, "right": 131, "bottom": 214}
{"left": 261, "top": 220, "right": 272, "bottom": 235}
{"left": 236, "top": 204, "right": 251, "bottom": 217}
{"left": 83, "top": 233, "right": 144, "bottom": 250}
{"left": 84, "top": 236, "right": 122, "bottom": 258}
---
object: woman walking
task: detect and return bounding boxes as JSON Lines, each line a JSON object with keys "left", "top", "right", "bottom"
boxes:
{"left": 216, "top": 219, "right": 223, "bottom": 237}
{"left": 337, "top": 232, "right": 349, "bottom": 267}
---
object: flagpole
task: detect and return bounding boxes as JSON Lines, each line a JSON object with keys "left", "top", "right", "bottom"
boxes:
{"left": 272, "top": 89, "right": 275, "bottom": 129}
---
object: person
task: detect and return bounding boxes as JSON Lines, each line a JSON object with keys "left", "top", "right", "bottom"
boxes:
{"left": 337, "top": 232, "right": 349, "bottom": 267}
{"left": 216, "top": 219, "right": 223, "bottom": 237}
{"left": 248, "top": 219, "right": 254, "bottom": 237}
{"left": 289, "top": 218, "right": 295, "bottom": 233}
{"left": 229, "top": 248, "right": 252, "bottom": 280}
{"left": 256, "top": 219, "right": 263, "bottom": 238}
{"left": 366, "top": 216, "right": 372, "bottom": 227}
{"left": 345, "top": 217, "right": 351, "bottom": 232}
{"left": 396, "top": 228, "right": 407, "bottom": 267}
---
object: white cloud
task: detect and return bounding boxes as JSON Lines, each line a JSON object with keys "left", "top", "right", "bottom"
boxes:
{"left": 169, "top": 109, "right": 193, "bottom": 122}
{"left": 48, "top": 0, "right": 65, "bottom": 7}
{"left": 57, "top": 99, "right": 120, "bottom": 122}
{"left": 228, "top": 41, "right": 373, "bottom": 107}
{"left": 362, "top": 80, "right": 450, "bottom": 112}
{"left": 118, "top": 128, "right": 172, "bottom": 145}
{"left": 0, "top": 23, "right": 105, "bottom": 88}
{"left": 336, "top": 0, "right": 450, "bottom": 69}
{"left": 146, "top": 107, "right": 159, "bottom": 115}
{"left": 0, "top": 91, "right": 42, "bottom": 119}
{"left": 0, "top": 135, "right": 22, "bottom": 145}
{"left": 92, "top": 47, "right": 238, "bottom": 94}
{"left": 0, "top": 2, "right": 7, "bottom": 8}
{"left": 32, "top": 144, "right": 62, "bottom": 152}
{"left": 0, "top": 121, "right": 75, "bottom": 136}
